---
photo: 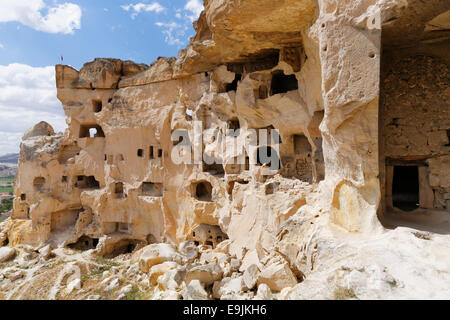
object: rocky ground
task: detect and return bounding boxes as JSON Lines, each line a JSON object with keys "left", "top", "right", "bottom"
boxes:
{"left": 0, "top": 211, "right": 10, "bottom": 223}
{"left": 1, "top": 215, "right": 450, "bottom": 300}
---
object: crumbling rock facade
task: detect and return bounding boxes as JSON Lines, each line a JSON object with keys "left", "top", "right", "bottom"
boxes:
{"left": 3, "top": 0, "right": 449, "bottom": 296}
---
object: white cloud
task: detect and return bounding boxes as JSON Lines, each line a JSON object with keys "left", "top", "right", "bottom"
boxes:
{"left": 121, "top": 2, "right": 165, "bottom": 19}
{"left": 0, "top": 0, "right": 81, "bottom": 34}
{"left": 0, "top": 43, "right": 3, "bottom": 49}
{"left": 122, "top": 0, "right": 203, "bottom": 46}
{"left": 155, "top": 22, "right": 185, "bottom": 45}
{"left": 155, "top": 0, "right": 203, "bottom": 46}
{"left": 0, "top": 63, "right": 66, "bottom": 155}
{"left": 184, "top": 0, "right": 203, "bottom": 21}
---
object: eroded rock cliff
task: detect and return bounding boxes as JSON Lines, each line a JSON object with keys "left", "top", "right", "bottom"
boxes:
{"left": 1, "top": 0, "right": 449, "bottom": 300}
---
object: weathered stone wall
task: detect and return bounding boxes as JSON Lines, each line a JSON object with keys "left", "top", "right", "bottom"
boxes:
{"left": 12, "top": 45, "right": 325, "bottom": 256}
{"left": 381, "top": 52, "right": 450, "bottom": 212}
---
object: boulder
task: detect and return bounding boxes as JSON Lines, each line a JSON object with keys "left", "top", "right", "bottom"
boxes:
{"left": 66, "top": 278, "right": 81, "bottom": 295}
{"left": 160, "top": 290, "right": 182, "bottom": 300}
{"left": 119, "top": 57, "right": 174, "bottom": 88}
{"left": 77, "top": 58, "right": 122, "bottom": 89}
{"left": 7, "top": 270, "right": 25, "bottom": 281}
{"left": 212, "top": 276, "right": 245, "bottom": 299}
{"left": 104, "top": 278, "right": 120, "bottom": 292}
{"left": 148, "top": 261, "right": 178, "bottom": 286}
{"left": 185, "top": 262, "right": 223, "bottom": 285}
{"left": 122, "top": 60, "right": 149, "bottom": 78}
{"left": 257, "top": 260, "right": 297, "bottom": 292}
{"left": 254, "top": 283, "right": 274, "bottom": 300}
{"left": 0, "top": 232, "right": 6, "bottom": 245}
{"left": 138, "top": 243, "right": 182, "bottom": 273}
{"left": 119, "top": 284, "right": 133, "bottom": 295}
{"left": 243, "top": 264, "right": 260, "bottom": 290}
{"left": 239, "top": 249, "right": 262, "bottom": 272}
{"left": 117, "top": 294, "right": 127, "bottom": 300}
{"left": 23, "top": 121, "right": 55, "bottom": 140}
{"left": 0, "top": 247, "right": 15, "bottom": 263}
{"left": 220, "top": 292, "right": 255, "bottom": 300}
{"left": 230, "top": 258, "right": 241, "bottom": 272}
{"left": 24, "top": 252, "right": 39, "bottom": 261}
{"left": 178, "top": 240, "right": 199, "bottom": 262}
{"left": 200, "top": 250, "right": 229, "bottom": 266}
{"left": 153, "top": 289, "right": 182, "bottom": 300}
{"left": 158, "top": 267, "right": 186, "bottom": 291}
{"left": 38, "top": 244, "right": 52, "bottom": 259}
{"left": 183, "top": 280, "right": 209, "bottom": 300}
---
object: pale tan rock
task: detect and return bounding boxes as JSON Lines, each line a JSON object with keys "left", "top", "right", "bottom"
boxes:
{"left": 178, "top": 240, "right": 198, "bottom": 262}
{"left": 7, "top": 270, "right": 25, "bottom": 281}
{"left": 104, "top": 278, "right": 120, "bottom": 292}
{"left": 139, "top": 244, "right": 182, "bottom": 273}
{"left": 148, "top": 261, "right": 178, "bottom": 286}
{"left": 0, "top": 233, "right": 6, "bottom": 246}
{"left": 0, "top": 247, "right": 15, "bottom": 263}
{"left": 66, "top": 278, "right": 81, "bottom": 295}
{"left": 22, "top": 122, "right": 55, "bottom": 140}
{"left": 212, "top": 276, "right": 245, "bottom": 299}
{"left": 182, "top": 280, "right": 209, "bottom": 300}
{"left": 199, "top": 250, "right": 229, "bottom": 266}
{"left": 77, "top": 58, "right": 122, "bottom": 89}
{"left": 220, "top": 291, "right": 255, "bottom": 300}
{"left": 257, "top": 259, "right": 297, "bottom": 292}
{"left": 119, "top": 57, "right": 173, "bottom": 88}
{"left": 122, "top": 60, "right": 149, "bottom": 78}
{"left": 230, "top": 258, "right": 241, "bottom": 272}
{"left": 119, "top": 284, "right": 133, "bottom": 295}
{"left": 239, "top": 249, "right": 261, "bottom": 272}
{"left": 243, "top": 264, "right": 260, "bottom": 290}
{"left": 254, "top": 283, "right": 273, "bottom": 300}
{"left": 55, "top": 65, "right": 79, "bottom": 88}
{"left": 185, "top": 262, "right": 223, "bottom": 286}
{"left": 157, "top": 267, "right": 186, "bottom": 291}
{"left": 38, "top": 244, "right": 52, "bottom": 259}
{"left": 155, "top": 290, "right": 182, "bottom": 300}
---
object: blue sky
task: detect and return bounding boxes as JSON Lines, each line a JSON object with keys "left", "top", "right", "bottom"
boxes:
{"left": 0, "top": 0, "right": 203, "bottom": 155}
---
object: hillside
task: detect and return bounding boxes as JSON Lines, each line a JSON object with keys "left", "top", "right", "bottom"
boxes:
{"left": 0, "top": 153, "right": 18, "bottom": 164}
{"left": 0, "top": 153, "right": 18, "bottom": 177}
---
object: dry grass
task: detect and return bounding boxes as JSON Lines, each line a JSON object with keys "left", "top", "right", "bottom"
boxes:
{"left": 334, "top": 285, "right": 357, "bottom": 300}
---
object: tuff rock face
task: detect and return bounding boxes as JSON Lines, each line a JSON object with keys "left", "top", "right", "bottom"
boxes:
{"left": 1, "top": 0, "right": 449, "bottom": 300}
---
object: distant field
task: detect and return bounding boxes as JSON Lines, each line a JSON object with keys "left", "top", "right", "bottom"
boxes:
{"left": 0, "top": 187, "right": 13, "bottom": 194}
{"left": 0, "top": 176, "right": 14, "bottom": 183}
{"left": 0, "top": 176, "right": 14, "bottom": 194}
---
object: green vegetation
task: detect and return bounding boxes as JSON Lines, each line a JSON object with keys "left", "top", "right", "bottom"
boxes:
{"left": 334, "top": 286, "right": 357, "bottom": 300}
{"left": 48, "top": 259, "right": 69, "bottom": 269}
{"left": 0, "top": 176, "right": 14, "bottom": 195}
{"left": 387, "top": 278, "right": 398, "bottom": 288}
{"left": 95, "top": 256, "right": 120, "bottom": 268}
{"left": 0, "top": 176, "right": 15, "bottom": 183}
{"left": 81, "top": 266, "right": 105, "bottom": 285}
{"left": 81, "top": 257, "right": 120, "bottom": 286}
{"left": 126, "top": 284, "right": 147, "bottom": 300}
{"left": 0, "top": 186, "right": 13, "bottom": 194}
{"left": 0, "top": 198, "right": 13, "bottom": 214}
